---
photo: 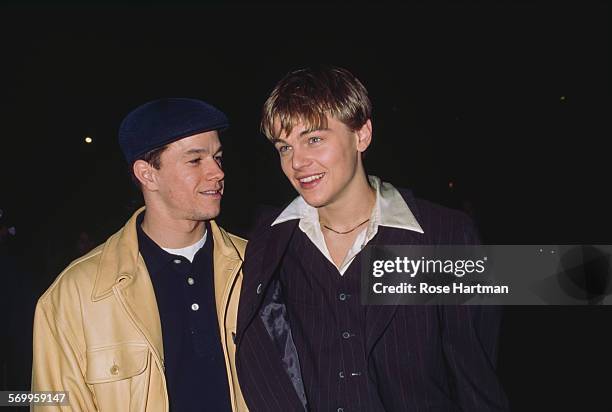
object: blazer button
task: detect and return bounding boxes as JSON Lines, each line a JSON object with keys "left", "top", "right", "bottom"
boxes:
{"left": 256, "top": 283, "right": 263, "bottom": 294}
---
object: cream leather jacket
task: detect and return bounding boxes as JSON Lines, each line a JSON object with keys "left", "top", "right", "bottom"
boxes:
{"left": 32, "top": 208, "right": 248, "bottom": 411}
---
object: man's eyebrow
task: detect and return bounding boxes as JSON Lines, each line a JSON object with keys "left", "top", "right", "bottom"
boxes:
{"left": 270, "top": 128, "right": 330, "bottom": 144}
{"left": 183, "top": 146, "right": 223, "bottom": 155}
{"left": 300, "top": 127, "right": 329, "bottom": 136}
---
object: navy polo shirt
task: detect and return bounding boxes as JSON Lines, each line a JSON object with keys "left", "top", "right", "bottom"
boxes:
{"left": 137, "top": 216, "right": 231, "bottom": 412}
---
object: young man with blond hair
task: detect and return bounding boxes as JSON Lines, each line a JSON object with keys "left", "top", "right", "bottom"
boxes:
{"left": 235, "top": 67, "right": 508, "bottom": 411}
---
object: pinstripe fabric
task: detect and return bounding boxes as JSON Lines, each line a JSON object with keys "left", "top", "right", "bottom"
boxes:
{"left": 280, "top": 230, "right": 370, "bottom": 411}
{"left": 236, "top": 190, "right": 509, "bottom": 411}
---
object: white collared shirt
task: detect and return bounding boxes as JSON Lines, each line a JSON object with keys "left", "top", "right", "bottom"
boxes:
{"left": 272, "top": 175, "right": 424, "bottom": 275}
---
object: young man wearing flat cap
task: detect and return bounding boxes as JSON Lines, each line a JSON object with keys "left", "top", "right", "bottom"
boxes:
{"left": 32, "top": 98, "right": 247, "bottom": 411}
{"left": 235, "top": 67, "right": 509, "bottom": 411}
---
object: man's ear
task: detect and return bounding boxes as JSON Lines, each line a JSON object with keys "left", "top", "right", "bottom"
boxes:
{"left": 355, "top": 119, "right": 373, "bottom": 153}
{"left": 133, "top": 160, "right": 159, "bottom": 191}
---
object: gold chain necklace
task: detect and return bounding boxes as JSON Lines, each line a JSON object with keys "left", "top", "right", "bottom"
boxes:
{"left": 321, "top": 218, "right": 370, "bottom": 235}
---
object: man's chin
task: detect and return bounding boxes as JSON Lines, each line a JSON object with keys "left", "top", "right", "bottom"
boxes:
{"left": 300, "top": 193, "right": 329, "bottom": 209}
{"left": 291, "top": 177, "right": 335, "bottom": 208}
{"left": 191, "top": 209, "right": 221, "bottom": 222}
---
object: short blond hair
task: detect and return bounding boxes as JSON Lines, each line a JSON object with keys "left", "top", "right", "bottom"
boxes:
{"left": 261, "top": 66, "right": 372, "bottom": 140}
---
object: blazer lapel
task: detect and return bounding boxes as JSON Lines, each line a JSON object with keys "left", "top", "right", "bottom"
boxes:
{"left": 237, "top": 220, "right": 298, "bottom": 338}
{"left": 365, "top": 225, "right": 423, "bottom": 355}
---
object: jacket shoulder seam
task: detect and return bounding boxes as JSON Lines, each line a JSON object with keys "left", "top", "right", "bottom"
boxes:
{"left": 38, "top": 248, "right": 104, "bottom": 302}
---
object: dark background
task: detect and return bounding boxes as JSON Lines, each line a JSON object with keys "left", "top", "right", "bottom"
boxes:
{"left": 0, "top": 1, "right": 609, "bottom": 410}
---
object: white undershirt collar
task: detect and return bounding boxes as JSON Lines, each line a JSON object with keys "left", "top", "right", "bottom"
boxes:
{"left": 161, "top": 229, "right": 208, "bottom": 263}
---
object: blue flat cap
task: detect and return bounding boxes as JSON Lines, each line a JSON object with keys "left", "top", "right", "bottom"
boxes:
{"left": 118, "top": 97, "right": 229, "bottom": 164}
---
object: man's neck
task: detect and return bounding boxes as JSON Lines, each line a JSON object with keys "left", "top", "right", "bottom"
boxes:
{"left": 317, "top": 173, "right": 376, "bottom": 232}
{"left": 141, "top": 209, "right": 206, "bottom": 249}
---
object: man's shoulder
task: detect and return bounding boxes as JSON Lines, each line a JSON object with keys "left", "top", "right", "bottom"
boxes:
{"left": 212, "top": 221, "right": 249, "bottom": 261}
{"left": 222, "top": 228, "right": 248, "bottom": 254}
{"left": 37, "top": 235, "right": 114, "bottom": 307}
{"left": 396, "top": 187, "right": 469, "bottom": 219}
{"left": 395, "top": 187, "right": 480, "bottom": 243}
{"left": 245, "top": 204, "right": 285, "bottom": 239}
{"left": 417, "top": 197, "right": 473, "bottom": 225}
{"left": 226, "top": 231, "right": 247, "bottom": 247}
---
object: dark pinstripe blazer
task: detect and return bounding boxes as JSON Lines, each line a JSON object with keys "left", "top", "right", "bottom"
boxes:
{"left": 235, "top": 189, "right": 509, "bottom": 411}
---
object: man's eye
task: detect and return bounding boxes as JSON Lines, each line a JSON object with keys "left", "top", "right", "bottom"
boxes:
{"left": 214, "top": 156, "right": 223, "bottom": 164}
{"left": 278, "top": 145, "right": 291, "bottom": 154}
{"left": 189, "top": 158, "right": 201, "bottom": 164}
{"left": 308, "top": 136, "right": 322, "bottom": 144}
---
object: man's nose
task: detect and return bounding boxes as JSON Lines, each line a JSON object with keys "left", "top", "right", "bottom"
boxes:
{"left": 291, "top": 147, "right": 311, "bottom": 170}
{"left": 207, "top": 159, "right": 224, "bottom": 181}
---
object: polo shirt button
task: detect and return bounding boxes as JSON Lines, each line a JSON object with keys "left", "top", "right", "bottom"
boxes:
{"left": 337, "top": 408, "right": 344, "bottom": 412}
{"left": 339, "top": 293, "right": 347, "bottom": 301}
{"left": 191, "top": 303, "right": 200, "bottom": 311}
{"left": 338, "top": 371, "right": 345, "bottom": 379}
{"left": 256, "top": 283, "right": 263, "bottom": 294}
{"left": 342, "top": 331, "right": 351, "bottom": 339}
{"left": 187, "top": 277, "right": 195, "bottom": 285}
{"left": 110, "top": 364, "right": 119, "bottom": 375}
{"left": 173, "top": 259, "right": 181, "bottom": 264}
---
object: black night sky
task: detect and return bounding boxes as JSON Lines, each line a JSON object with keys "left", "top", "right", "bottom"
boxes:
{"left": 1, "top": 1, "right": 610, "bottom": 410}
